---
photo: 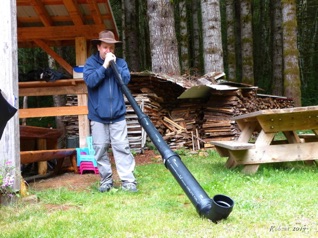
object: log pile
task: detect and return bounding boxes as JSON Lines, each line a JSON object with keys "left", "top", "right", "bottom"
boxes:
{"left": 157, "top": 88, "right": 293, "bottom": 150}
{"left": 134, "top": 90, "right": 168, "bottom": 135}
{"left": 198, "top": 88, "right": 294, "bottom": 148}
{"left": 62, "top": 95, "right": 79, "bottom": 137}
{"left": 125, "top": 93, "right": 166, "bottom": 152}
{"left": 62, "top": 73, "right": 294, "bottom": 152}
{"left": 161, "top": 99, "right": 205, "bottom": 150}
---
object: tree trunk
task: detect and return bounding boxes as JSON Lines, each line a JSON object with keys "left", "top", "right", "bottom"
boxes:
{"left": 201, "top": 0, "right": 224, "bottom": 73}
{"left": 282, "top": 0, "right": 301, "bottom": 106}
{"left": 225, "top": 0, "right": 237, "bottom": 81}
{"left": 147, "top": 0, "right": 181, "bottom": 75}
{"left": 123, "top": 0, "right": 140, "bottom": 72}
{"left": 190, "top": 0, "right": 203, "bottom": 76}
{"left": 271, "top": 0, "right": 283, "bottom": 96}
{"left": 177, "top": 0, "right": 190, "bottom": 74}
{"left": 240, "top": 0, "right": 254, "bottom": 85}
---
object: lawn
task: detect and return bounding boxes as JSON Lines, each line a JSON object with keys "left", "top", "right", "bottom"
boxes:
{"left": 0, "top": 149, "right": 317, "bottom": 237}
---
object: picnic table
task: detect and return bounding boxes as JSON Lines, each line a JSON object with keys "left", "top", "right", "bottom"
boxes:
{"left": 211, "top": 106, "right": 318, "bottom": 174}
{"left": 20, "top": 125, "right": 77, "bottom": 175}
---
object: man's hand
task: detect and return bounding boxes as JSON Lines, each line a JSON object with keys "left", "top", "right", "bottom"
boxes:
{"left": 103, "top": 53, "right": 116, "bottom": 68}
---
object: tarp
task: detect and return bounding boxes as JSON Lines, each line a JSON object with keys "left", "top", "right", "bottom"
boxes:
{"left": 0, "top": 90, "right": 17, "bottom": 140}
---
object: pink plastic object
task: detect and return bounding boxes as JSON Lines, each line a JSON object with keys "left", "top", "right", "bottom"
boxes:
{"left": 78, "top": 161, "right": 99, "bottom": 174}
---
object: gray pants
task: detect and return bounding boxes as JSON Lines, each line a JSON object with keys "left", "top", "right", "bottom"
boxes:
{"left": 91, "top": 120, "right": 136, "bottom": 186}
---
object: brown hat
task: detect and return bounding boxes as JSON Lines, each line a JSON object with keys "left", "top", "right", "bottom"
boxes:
{"left": 91, "top": 30, "right": 121, "bottom": 44}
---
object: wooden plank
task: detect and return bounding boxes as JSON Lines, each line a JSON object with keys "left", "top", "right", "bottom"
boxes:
{"left": 254, "top": 130, "right": 275, "bottom": 146}
{"left": 237, "top": 121, "right": 258, "bottom": 142}
{"left": 233, "top": 106, "right": 318, "bottom": 121}
{"left": 75, "top": 37, "right": 87, "bottom": 66}
{"left": 30, "top": 0, "right": 53, "bottom": 26}
{"left": 241, "top": 165, "right": 260, "bottom": 174}
{"left": 249, "top": 130, "right": 276, "bottom": 173}
{"left": 20, "top": 125, "right": 62, "bottom": 139}
{"left": 283, "top": 131, "right": 301, "bottom": 143}
{"left": 63, "top": 0, "right": 84, "bottom": 26}
{"left": 19, "top": 79, "right": 87, "bottom": 96}
{"left": 77, "top": 94, "right": 90, "bottom": 147}
{"left": 19, "top": 106, "right": 88, "bottom": 118}
{"left": 257, "top": 112, "right": 318, "bottom": 133}
{"left": 20, "top": 149, "right": 76, "bottom": 164}
{"left": 34, "top": 39, "right": 73, "bottom": 74}
{"left": 18, "top": 24, "right": 106, "bottom": 41}
{"left": 232, "top": 142, "right": 318, "bottom": 165}
{"left": 37, "top": 138, "right": 47, "bottom": 175}
{"left": 233, "top": 106, "right": 318, "bottom": 133}
{"left": 163, "top": 116, "right": 186, "bottom": 131}
{"left": 19, "top": 79, "right": 84, "bottom": 88}
{"left": 211, "top": 141, "right": 255, "bottom": 150}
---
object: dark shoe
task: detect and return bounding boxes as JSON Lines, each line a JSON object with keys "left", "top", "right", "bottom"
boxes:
{"left": 99, "top": 183, "right": 113, "bottom": 193}
{"left": 122, "top": 183, "right": 138, "bottom": 192}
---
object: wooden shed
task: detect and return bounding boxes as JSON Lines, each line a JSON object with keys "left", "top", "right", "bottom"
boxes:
{"left": 17, "top": 0, "right": 119, "bottom": 148}
{"left": 1, "top": 1, "right": 120, "bottom": 188}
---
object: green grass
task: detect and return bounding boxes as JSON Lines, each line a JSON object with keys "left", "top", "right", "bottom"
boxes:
{"left": 1, "top": 150, "right": 317, "bottom": 237}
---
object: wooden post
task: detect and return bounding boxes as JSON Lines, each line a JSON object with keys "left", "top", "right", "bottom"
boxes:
{"left": 37, "top": 139, "right": 48, "bottom": 175}
{"left": 0, "top": 1, "right": 20, "bottom": 191}
{"left": 75, "top": 37, "right": 90, "bottom": 147}
{"left": 75, "top": 37, "right": 88, "bottom": 66}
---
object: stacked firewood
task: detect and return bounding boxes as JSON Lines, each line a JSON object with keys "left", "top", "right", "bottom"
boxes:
{"left": 62, "top": 74, "right": 294, "bottom": 151}
{"left": 62, "top": 95, "right": 79, "bottom": 137}
{"left": 153, "top": 88, "right": 293, "bottom": 150}
{"left": 125, "top": 93, "right": 166, "bottom": 152}
{"left": 161, "top": 99, "right": 204, "bottom": 150}
{"left": 201, "top": 89, "right": 294, "bottom": 148}
{"left": 133, "top": 91, "right": 168, "bottom": 135}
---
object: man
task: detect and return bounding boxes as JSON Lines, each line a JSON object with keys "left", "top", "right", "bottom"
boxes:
{"left": 83, "top": 30, "right": 137, "bottom": 192}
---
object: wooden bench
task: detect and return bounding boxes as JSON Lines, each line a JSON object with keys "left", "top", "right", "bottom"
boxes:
{"left": 20, "top": 125, "right": 78, "bottom": 175}
{"left": 211, "top": 141, "right": 255, "bottom": 169}
{"left": 211, "top": 141, "right": 255, "bottom": 150}
{"left": 212, "top": 106, "right": 318, "bottom": 174}
{"left": 20, "top": 148, "right": 77, "bottom": 174}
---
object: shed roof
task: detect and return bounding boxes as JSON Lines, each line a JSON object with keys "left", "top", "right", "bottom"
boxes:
{"left": 17, "top": 0, "right": 118, "bottom": 48}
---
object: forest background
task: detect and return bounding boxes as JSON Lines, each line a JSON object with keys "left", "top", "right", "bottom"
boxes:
{"left": 18, "top": 0, "right": 318, "bottom": 108}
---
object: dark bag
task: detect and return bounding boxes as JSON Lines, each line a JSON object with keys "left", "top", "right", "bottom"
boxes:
{"left": 0, "top": 90, "right": 17, "bottom": 140}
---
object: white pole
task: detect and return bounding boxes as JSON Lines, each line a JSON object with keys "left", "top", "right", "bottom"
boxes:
{"left": 0, "top": 0, "right": 20, "bottom": 191}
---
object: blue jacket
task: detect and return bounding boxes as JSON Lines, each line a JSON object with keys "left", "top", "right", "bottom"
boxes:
{"left": 83, "top": 52, "right": 130, "bottom": 123}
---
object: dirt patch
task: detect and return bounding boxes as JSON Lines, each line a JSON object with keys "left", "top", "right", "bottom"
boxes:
{"left": 28, "top": 150, "right": 160, "bottom": 191}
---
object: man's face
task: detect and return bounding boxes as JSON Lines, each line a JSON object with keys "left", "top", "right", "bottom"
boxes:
{"left": 97, "top": 42, "right": 115, "bottom": 60}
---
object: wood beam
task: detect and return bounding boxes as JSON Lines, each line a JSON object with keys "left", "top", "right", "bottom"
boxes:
{"left": 21, "top": 149, "right": 76, "bottom": 164}
{"left": 17, "top": 0, "right": 108, "bottom": 5}
{"left": 75, "top": 37, "right": 87, "bottom": 66}
{"left": 34, "top": 39, "right": 73, "bottom": 74}
{"left": 30, "top": 0, "right": 53, "bottom": 26}
{"left": 75, "top": 36, "right": 89, "bottom": 147}
{"left": 62, "top": 0, "right": 84, "bottom": 25}
{"left": 19, "top": 80, "right": 87, "bottom": 97}
{"left": 18, "top": 24, "right": 105, "bottom": 42}
{"left": 19, "top": 106, "right": 88, "bottom": 118}
{"left": 87, "top": 0, "right": 103, "bottom": 24}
